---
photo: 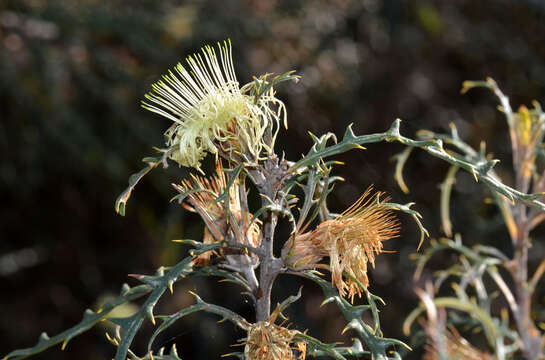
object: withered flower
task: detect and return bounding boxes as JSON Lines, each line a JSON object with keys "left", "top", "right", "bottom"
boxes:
{"left": 243, "top": 308, "right": 306, "bottom": 360}
{"left": 173, "top": 161, "right": 260, "bottom": 265}
{"left": 423, "top": 326, "right": 494, "bottom": 360}
{"left": 281, "top": 231, "right": 325, "bottom": 270}
{"left": 287, "top": 187, "right": 399, "bottom": 301}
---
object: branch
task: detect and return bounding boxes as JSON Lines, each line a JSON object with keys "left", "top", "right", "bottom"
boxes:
{"left": 290, "top": 119, "right": 545, "bottom": 212}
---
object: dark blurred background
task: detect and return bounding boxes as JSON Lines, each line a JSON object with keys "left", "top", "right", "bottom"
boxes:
{"left": 2, "top": 0, "right": 545, "bottom": 358}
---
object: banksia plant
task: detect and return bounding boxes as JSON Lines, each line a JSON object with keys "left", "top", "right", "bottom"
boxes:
{"left": 6, "top": 39, "right": 422, "bottom": 360}
{"left": 7, "top": 41, "right": 545, "bottom": 360}
{"left": 401, "top": 79, "right": 545, "bottom": 360}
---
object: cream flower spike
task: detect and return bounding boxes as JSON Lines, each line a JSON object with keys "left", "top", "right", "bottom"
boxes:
{"left": 142, "top": 40, "right": 286, "bottom": 172}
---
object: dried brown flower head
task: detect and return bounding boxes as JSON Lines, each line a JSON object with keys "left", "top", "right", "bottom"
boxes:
{"left": 311, "top": 187, "right": 399, "bottom": 301}
{"left": 423, "top": 326, "right": 494, "bottom": 360}
{"left": 243, "top": 308, "right": 306, "bottom": 360}
{"left": 173, "top": 161, "right": 261, "bottom": 265}
{"left": 281, "top": 231, "right": 325, "bottom": 270}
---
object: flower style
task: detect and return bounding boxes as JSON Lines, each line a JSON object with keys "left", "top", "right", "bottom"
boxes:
{"left": 288, "top": 187, "right": 399, "bottom": 302}
{"left": 243, "top": 308, "right": 306, "bottom": 360}
{"left": 173, "top": 160, "right": 260, "bottom": 265}
{"left": 142, "top": 40, "right": 286, "bottom": 172}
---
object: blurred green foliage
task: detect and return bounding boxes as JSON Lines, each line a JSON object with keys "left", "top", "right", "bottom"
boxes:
{"left": 2, "top": 0, "right": 545, "bottom": 358}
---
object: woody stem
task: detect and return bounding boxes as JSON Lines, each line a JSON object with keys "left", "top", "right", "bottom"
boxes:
{"left": 250, "top": 155, "right": 288, "bottom": 322}
{"left": 509, "top": 206, "right": 541, "bottom": 360}
{"left": 508, "top": 143, "right": 542, "bottom": 360}
{"left": 255, "top": 210, "right": 282, "bottom": 321}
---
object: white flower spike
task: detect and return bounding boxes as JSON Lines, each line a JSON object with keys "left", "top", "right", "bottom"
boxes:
{"left": 142, "top": 40, "right": 286, "bottom": 172}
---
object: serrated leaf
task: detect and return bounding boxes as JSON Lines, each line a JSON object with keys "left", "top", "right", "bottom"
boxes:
{"left": 3, "top": 285, "right": 150, "bottom": 359}
{"left": 382, "top": 202, "right": 429, "bottom": 251}
{"left": 295, "top": 332, "right": 347, "bottom": 360}
{"left": 147, "top": 293, "right": 249, "bottom": 352}
{"left": 302, "top": 272, "right": 410, "bottom": 358}
{"left": 289, "top": 120, "right": 545, "bottom": 214}
{"left": 114, "top": 256, "right": 195, "bottom": 360}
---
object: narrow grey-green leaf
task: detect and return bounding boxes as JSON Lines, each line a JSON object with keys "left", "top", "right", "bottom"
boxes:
{"left": 115, "top": 160, "right": 160, "bottom": 216}
{"left": 3, "top": 285, "right": 150, "bottom": 359}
